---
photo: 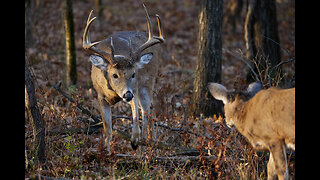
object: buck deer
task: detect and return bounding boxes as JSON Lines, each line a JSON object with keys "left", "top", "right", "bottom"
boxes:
{"left": 82, "top": 4, "right": 164, "bottom": 154}
{"left": 208, "top": 82, "right": 295, "bottom": 180}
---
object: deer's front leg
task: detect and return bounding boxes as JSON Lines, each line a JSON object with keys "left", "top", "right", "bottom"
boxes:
{"left": 97, "top": 95, "right": 112, "bottom": 155}
{"left": 129, "top": 97, "right": 140, "bottom": 150}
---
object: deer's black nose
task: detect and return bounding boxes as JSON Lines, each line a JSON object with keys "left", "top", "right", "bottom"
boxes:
{"left": 123, "top": 91, "right": 133, "bottom": 102}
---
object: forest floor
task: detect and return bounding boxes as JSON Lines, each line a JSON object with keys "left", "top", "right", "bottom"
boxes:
{"left": 25, "top": 0, "right": 295, "bottom": 179}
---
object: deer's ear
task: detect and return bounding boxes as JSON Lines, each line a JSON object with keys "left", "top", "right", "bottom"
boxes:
{"left": 208, "top": 83, "right": 228, "bottom": 104}
{"left": 246, "top": 82, "right": 263, "bottom": 97}
{"left": 89, "top": 55, "right": 108, "bottom": 71}
{"left": 136, "top": 53, "right": 153, "bottom": 69}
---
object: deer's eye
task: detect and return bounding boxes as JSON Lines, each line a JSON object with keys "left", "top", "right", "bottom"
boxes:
{"left": 113, "top": 74, "right": 118, "bottom": 79}
{"left": 132, "top": 73, "right": 135, "bottom": 78}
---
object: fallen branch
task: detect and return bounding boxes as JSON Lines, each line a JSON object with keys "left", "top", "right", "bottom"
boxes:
{"left": 53, "top": 82, "right": 100, "bottom": 123}
{"left": 32, "top": 174, "right": 72, "bottom": 180}
{"left": 167, "top": 150, "right": 201, "bottom": 157}
{"left": 114, "top": 153, "right": 217, "bottom": 164}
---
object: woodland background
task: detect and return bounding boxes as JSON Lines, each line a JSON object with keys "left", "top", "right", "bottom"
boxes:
{"left": 25, "top": 0, "right": 295, "bottom": 179}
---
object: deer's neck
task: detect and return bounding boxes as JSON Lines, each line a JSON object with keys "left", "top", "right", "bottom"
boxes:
{"left": 231, "top": 100, "right": 249, "bottom": 132}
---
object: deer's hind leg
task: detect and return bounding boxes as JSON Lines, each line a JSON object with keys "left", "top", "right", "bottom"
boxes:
{"left": 137, "top": 87, "right": 155, "bottom": 143}
{"left": 268, "top": 141, "right": 289, "bottom": 180}
{"left": 267, "top": 152, "right": 276, "bottom": 180}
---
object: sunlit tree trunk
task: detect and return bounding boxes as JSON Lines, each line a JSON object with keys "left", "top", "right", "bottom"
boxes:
{"left": 190, "top": 0, "right": 224, "bottom": 118}
{"left": 64, "top": 0, "right": 77, "bottom": 86}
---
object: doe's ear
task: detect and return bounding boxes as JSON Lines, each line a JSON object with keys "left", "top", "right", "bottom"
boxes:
{"left": 136, "top": 53, "right": 153, "bottom": 69}
{"left": 246, "top": 82, "right": 263, "bottom": 97}
{"left": 89, "top": 55, "right": 108, "bottom": 71}
{"left": 208, "top": 82, "right": 228, "bottom": 104}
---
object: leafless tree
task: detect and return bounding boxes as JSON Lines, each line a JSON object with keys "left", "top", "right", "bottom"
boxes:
{"left": 25, "top": 56, "right": 46, "bottom": 163}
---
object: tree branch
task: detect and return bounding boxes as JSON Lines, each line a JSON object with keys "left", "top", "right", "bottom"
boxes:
{"left": 222, "top": 48, "right": 260, "bottom": 82}
{"left": 267, "top": 57, "right": 295, "bottom": 87}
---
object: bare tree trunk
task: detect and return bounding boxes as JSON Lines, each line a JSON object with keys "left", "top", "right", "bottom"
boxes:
{"left": 245, "top": 0, "right": 281, "bottom": 83}
{"left": 95, "top": 0, "right": 104, "bottom": 30}
{"left": 244, "top": 0, "right": 257, "bottom": 62}
{"left": 25, "top": 56, "right": 46, "bottom": 164}
{"left": 25, "top": 0, "right": 34, "bottom": 48}
{"left": 256, "top": 0, "right": 281, "bottom": 67}
{"left": 224, "top": 0, "right": 243, "bottom": 34}
{"left": 64, "top": 0, "right": 77, "bottom": 86}
{"left": 190, "top": 0, "right": 224, "bottom": 118}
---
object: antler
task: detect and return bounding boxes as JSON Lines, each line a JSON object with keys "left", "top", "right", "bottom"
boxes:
{"left": 83, "top": 10, "right": 115, "bottom": 65}
{"left": 132, "top": 4, "right": 165, "bottom": 60}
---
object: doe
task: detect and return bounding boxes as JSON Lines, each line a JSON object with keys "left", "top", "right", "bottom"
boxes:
{"left": 208, "top": 82, "right": 295, "bottom": 180}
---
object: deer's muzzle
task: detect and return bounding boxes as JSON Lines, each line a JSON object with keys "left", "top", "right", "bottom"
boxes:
{"left": 123, "top": 91, "right": 133, "bottom": 102}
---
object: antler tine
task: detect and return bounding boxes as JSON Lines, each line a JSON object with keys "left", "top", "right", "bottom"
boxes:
{"left": 132, "top": 4, "right": 165, "bottom": 60}
{"left": 83, "top": 10, "right": 99, "bottom": 49}
{"left": 155, "top": 14, "right": 165, "bottom": 42}
{"left": 143, "top": 3, "right": 153, "bottom": 41}
{"left": 83, "top": 10, "right": 114, "bottom": 64}
{"left": 87, "top": 10, "right": 94, "bottom": 24}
